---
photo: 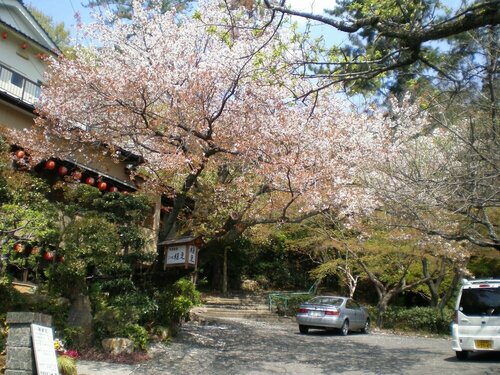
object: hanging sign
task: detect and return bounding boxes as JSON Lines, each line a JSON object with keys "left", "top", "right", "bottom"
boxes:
{"left": 31, "top": 323, "right": 59, "bottom": 375}
{"left": 165, "top": 245, "right": 187, "bottom": 265}
{"left": 160, "top": 236, "right": 202, "bottom": 270}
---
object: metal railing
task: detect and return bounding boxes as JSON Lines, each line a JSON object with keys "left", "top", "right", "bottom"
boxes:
{"left": 0, "top": 62, "right": 41, "bottom": 106}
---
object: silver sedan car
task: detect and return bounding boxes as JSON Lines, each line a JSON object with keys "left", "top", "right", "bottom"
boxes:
{"left": 296, "top": 296, "right": 370, "bottom": 335}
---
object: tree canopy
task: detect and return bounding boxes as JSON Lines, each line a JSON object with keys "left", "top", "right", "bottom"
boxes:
{"left": 12, "top": 1, "right": 430, "bottom": 248}
{"left": 263, "top": 0, "right": 500, "bottom": 95}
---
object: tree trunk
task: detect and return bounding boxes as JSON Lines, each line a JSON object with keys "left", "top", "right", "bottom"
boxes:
{"left": 375, "top": 290, "right": 397, "bottom": 328}
{"left": 222, "top": 246, "right": 228, "bottom": 296}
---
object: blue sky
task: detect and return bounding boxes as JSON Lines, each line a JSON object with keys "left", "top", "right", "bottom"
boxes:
{"left": 26, "top": 0, "right": 92, "bottom": 35}
{"left": 26, "top": 0, "right": 338, "bottom": 42}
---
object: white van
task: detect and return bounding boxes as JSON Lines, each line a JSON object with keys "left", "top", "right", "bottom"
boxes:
{"left": 451, "top": 279, "right": 500, "bottom": 360}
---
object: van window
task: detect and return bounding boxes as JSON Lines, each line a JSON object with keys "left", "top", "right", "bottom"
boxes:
{"left": 459, "top": 288, "right": 500, "bottom": 316}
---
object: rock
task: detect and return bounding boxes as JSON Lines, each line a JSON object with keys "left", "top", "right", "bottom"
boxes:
{"left": 102, "top": 338, "right": 134, "bottom": 355}
{"left": 67, "top": 294, "right": 94, "bottom": 348}
{"left": 241, "top": 279, "right": 259, "bottom": 292}
{"left": 150, "top": 326, "right": 172, "bottom": 342}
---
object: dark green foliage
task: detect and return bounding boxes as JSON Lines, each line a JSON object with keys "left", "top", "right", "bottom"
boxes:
{"left": 270, "top": 294, "right": 311, "bottom": 316}
{"left": 154, "top": 278, "right": 201, "bottom": 326}
{"left": 366, "top": 305, "right": 453, "bottom": 334}
{"left": 118, "top": 323, "right": 149, "bottom": 350}
{"left": 467, "top": 253, "right": 500, "bottom": 278}
{"left": 62, "top": 184, "right": 151, "bottom": 254}
{"left": 210, "top": 229, "right": 315, "bottom": 291}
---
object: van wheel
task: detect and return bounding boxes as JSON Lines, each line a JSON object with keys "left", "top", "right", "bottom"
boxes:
{"left": 456, "top": 351, "right": 469, "bottom": 361}
{"left": 299, "top": 325, "right": 309, "bottom": 334}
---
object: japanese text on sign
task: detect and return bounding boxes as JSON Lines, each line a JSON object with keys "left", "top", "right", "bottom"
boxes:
{"left": 188, "top": 246, "right": 197, "bottom": 265}
{"left": 31, "top": 324, "right": 59, "bottom": 375}
{"left": 165, "top": 245, "right": 186, "bottom": 264}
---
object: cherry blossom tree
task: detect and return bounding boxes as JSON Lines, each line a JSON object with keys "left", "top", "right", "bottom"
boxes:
{"left": 14, "top": 1, "right": 423, "bottom": 247}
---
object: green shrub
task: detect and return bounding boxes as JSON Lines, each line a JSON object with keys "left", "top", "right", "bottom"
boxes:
{"left": 118, "top": 323, "right": 149, "bottom": 350}
{"left": 156, "top": 278, "right": 201, "bottom": 326}
{"left": 367, "top": 306, "right": 452, "bottom": 334}
{"left": 271, "top": 294, "right": 311, "bottom": 316}
{"left": 62, "top": 326, "right": 85, "bottom": 349}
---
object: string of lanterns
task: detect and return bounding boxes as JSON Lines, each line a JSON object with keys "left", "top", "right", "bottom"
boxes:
{"left": 12, "top": 242, "right": 63, "bottom": 263}
{"left": 0, "top": 31, "right": 48, "bottom": 58}
{"left": 12, "top": 149, "right": 130, "bottom": 194}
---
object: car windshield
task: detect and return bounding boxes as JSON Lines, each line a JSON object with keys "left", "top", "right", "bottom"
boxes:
{"left": 307, "top": 297, "right": 343, "bottom": 306}
{"left": 459, "top": 288, "right": 500, "bottom": 316}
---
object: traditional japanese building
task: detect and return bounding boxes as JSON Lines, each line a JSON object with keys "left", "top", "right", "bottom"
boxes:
{"left": 0, "top": 0, "right": 162, "bottom": 255}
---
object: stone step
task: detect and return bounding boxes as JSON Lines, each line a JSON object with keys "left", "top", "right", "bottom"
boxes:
{"left": 201, "top": 295, "right": 269, "bottom": 306}
{"left": 202, "top": 303, "right": 270, "bottom": 311}
{"left": 190, "top": 306, "right": 294, "bottom": 324}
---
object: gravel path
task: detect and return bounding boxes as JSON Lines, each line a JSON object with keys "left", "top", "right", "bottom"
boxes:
{"left": 122, "top": 317, "right": 500, "bottom": 375}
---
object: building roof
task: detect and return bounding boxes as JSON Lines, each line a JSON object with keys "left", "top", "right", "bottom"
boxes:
{"left": 0, "top": 0, "right": 60, "bottom": 54}
{"left": 158, "top": 236, "right": 203, "bottom": 246}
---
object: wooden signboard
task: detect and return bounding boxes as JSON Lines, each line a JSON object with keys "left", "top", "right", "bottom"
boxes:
{"left": 31, "top": 323, "right": 59, "bottom": 375}
{"left": 166, "top": 245, "right": 187, "bottom": 265}
{"left": 161, "top": 236, "right": 202, "bottom": 270}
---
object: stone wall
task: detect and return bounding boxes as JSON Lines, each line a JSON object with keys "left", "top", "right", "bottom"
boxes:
{"left": 5, "top": 312, "right": 52, "bottom": 375}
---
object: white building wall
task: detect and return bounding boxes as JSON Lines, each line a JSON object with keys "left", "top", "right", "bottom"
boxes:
{"left": 0, "top": 32, "right": 47, "bottom": 83}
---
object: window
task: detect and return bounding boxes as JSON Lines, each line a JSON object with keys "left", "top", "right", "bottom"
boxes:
{"left": 459, "top": 288, "right": 500, "bottom": 316}
{"left": 11, "top": 72, "right": 23, "bottom": 88}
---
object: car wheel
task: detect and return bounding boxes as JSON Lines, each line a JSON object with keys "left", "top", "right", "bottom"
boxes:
{"left": 361, "top": 319, "right": 370, "bottom": 334}
{"left": 456, "top": 351, "right": 469, "bottom": 361}
{"left": 299, "top": 325, "right": 309, "bottom": 334}
{"left": 340, "top": 320, "right": 349, "bottom": 336}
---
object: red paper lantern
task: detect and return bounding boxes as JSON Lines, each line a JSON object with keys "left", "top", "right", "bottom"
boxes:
{"left": 109, "top": 186, "right": 118, "bottom": 193}
{"left": 58, "top": 166, "right": 68, "bottom": 176}
{"left": 97, "top": 181, "right": 107, "bottom": 191}
{"left": 15, "top": 150, "right": 25, "bottom": 159}
{"left": 20, "top": 42, "right": 27, "bottom": 49}
{"left": 30, "top": 247, "right": 39, "bottom": 255}
{"left": 44, "top": 160, "right": 56, "bottom": 170}
{"left": 72, "top": 171, "right": 82, "bottom": 180}
{"left": 1, "top": 32, "right": 7, "bottom": 39}
{"left": 43, "top": 251, "right": 54, "bottom": 261}
{"left": 14, "top": 243, "right": 24, "bottom": 253}
{"left": 85, "top": 177, "right": 95, "bottom": 185}
{"left": 58, "top": 255, "right": 65, "bottom": 263}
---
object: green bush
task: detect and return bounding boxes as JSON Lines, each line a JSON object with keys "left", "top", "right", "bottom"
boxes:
{"left": 368, "top": 306, "right": 452, "bottom": 334}
{"left": 156, "top": 278, "right": 201, "bottom": 326}
{"left": 118, "top": 323, "right": 148, "bottom": 350}
{"left": 271, "top": 294, "right": 311, "bottom": 316}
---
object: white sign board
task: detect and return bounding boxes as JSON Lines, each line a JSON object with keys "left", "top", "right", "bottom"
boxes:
{"left": 31, "top": 324, "right": 59, "bottom": 375}
{"left": 188, "top": 245, "right": 197, "bottom": 265}
{"left": 165, "top": 245, "right": 186, "bottom": 265}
